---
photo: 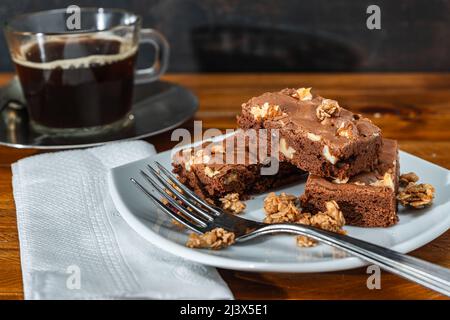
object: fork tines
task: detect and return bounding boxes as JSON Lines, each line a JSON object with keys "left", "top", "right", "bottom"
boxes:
{"left": 130, "top": 161, "right": 219, "bottom": 234}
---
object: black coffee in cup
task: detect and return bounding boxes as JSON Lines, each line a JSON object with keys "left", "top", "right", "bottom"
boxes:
{"left": 5, "top": 8, "right": 169, "bottom": 135}
{"left": 13, "top": 36, "right": 137, "bottom": 129}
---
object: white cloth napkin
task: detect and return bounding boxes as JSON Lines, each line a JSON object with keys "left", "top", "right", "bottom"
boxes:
{"left": 12, "top": 140, "right": 233, "bottom": 300}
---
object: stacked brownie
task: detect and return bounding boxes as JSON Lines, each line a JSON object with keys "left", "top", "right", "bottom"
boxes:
{"left": 237, "top": 87, "right": 399, "bottom": 227}
{"left": 237, "top": 88, "right": 382, "bottom": 181}
{"left": 172, "top": 130, "right": 305, "bottom": 203}
{"left": 300, "top": 139, "right": 399, "bottom": 227}
{"left": 173, "top": 87, "right": 399, "bottom": 228}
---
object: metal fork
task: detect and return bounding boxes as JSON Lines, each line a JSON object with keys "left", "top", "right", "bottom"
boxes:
{"left": 131, "top": 161, "right": 450, "bottom": 296}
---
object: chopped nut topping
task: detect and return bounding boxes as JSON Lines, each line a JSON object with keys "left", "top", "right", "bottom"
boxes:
{"left": 399, "top": 172, "right": 419, "bottom": 188}
{"left": 263, "top": 194, "right": 346, "bottom": 248}
{"left": 280, "top": 138, "right": 296, "bottom": 159}
{"left": 250, "top": 102, "right": 284, "bottom": 121}
{"left": 295, "top": 211, "right": 312, "bottom": 225}
{"left": 219, "top": 193, "right": 246, "bottom": 214}
{"left": 332, "top": 177, "right": 349, "bottom": 184}
{"left": 263, "top": 192, "right": 302, "bottom": 223}
{"left": 309, "top": 201, "right": 346, "bottom": 233}
{"left": 223, "top": 172, "right": 239, "bottom": 184}
{"left": 183, "top": 148, "right": 211, "bottom": 171}
{"left": 322, "top": 145, "right": 338, "bottom": 164}
{"left": 398, "top": 183, "right": 435, "bottom": 208}
{"left": 264, "top": 192, "right": 297, "bottom": 215}
{"left": 316, "top": 99, "right": 340, "bottom": 121}
{"left": 186, "top": 228, "right": 235, "bottom": 250}
{"left": 336, "top": 121, "right": 356, "bottom": 139}
{"left": 292, "top": 87, "right": 313, "bottom": 101}
{"left": 297, "top": 235, "right": 318, "bottom": 247}
{"left": 296, "top": 201, "right": 345, "bottom": 247}
{"left": 307, "top": 132, "right": 322, "bottom": 142}
{"left": 204, "top": 166, "right": 220, "bottom": 178}
{"left": 370, "top": 172, "right": 395, "bottom": 190}
{"left": 397, "top": 172, "right": 435, "bottom": 209}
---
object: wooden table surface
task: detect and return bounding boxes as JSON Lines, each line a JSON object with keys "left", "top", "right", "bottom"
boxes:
{"left": 0, "top": 73, "right": 449, "bottom": 300}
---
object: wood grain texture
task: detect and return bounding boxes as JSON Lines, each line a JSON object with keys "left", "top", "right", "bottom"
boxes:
{"left": 0, "top": 73, "right": 449, "bottom": 300}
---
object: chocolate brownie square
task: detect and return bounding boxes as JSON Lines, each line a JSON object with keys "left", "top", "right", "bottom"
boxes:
{"left": 300, "top": 139, "right": 399, "bottom": 227}
{"left": 172, "top": 130, "right": 305, "bottom": 203}
{"left": 237, "top": 88, "right": 382, "bottom": 180}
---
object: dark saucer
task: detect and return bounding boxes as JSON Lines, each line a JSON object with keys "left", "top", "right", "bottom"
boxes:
{"left": 0, "top": 77, "right": 198, "bottom": 149}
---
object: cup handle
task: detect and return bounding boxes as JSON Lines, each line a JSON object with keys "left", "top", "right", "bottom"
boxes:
{"left": 134, "top": 28, "right": 170, "bottom": 84}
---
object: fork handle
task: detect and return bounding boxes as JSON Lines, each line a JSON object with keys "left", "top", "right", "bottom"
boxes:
{"left": 240, "top": 223, "right": 450, "bottom": 296}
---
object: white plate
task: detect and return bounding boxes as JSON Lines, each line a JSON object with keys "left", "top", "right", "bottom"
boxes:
{"left": 108, "top": 139, "right": 450, "bottom": 272}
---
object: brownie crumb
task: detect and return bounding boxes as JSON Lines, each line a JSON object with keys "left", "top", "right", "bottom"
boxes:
{"left": 219, "top": 193, "right": 246, "bottom": 214}
{"left": 186, "top": 228, "right": 235, "bottom": 250}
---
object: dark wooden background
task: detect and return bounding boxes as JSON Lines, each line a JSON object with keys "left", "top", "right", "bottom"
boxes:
{"left": 0, "top": 0, "right": 449, "bottom": 72}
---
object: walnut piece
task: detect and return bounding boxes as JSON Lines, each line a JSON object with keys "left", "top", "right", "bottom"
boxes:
{"left": 397, "top": 172, "right": 435, "bottom": 209}
{"left": 370, "top": 172, "right": 395, "bottom": 190}
{"left": 279, "top": 138, "right": 296, "bottom": 159}
{"left": 316, "top": 99, "right": 340, "bottom": 121}
{"left": 399, "top": 172, "right": 419, "bottom": 188}
{"left": 186, "top": 228, "right": 235, "bottom": 250}
{"left": 336, "top": 121, "right": 356, "bottom": 139}
{"left": 219, "top": 193, "right": 246, "bottom": 214}
{"left": 263, "top": 192, "right": 303, "bottom": 223}
{"left": 264, "top": 192, "right": 297, "bottom": 214}
{"left": 322, "top": 145, "right": 338, "bottom": 164}
{"left": 332, "top": 177, "right": 349, "bottom": 184}
{"left": 223, "top": 172, "right": 239, "bottom": 185}
{"left": 250, "top": 102, "right": 284, "bottom": 121}
{"left": 183, "top": 148, "right": 211, "bottom": 171}
{"left": 397, "top": 183, "right": 435, "bottom": 208}
{"left": 307, "top": 132, "right": 322, "bottom": 142}
{"left": 295, "top": 201, "right": 345, "bottom": 247}
{"left": 204, "top": 166, "right": 220, "bottom": 178}
{"left": 297, "top": 235, "right": 318, "bottom": 247}
{"left": 309, "top": 201, "right": 346, "bottom": 233}
{"left": 263, "top": 193, "right": 345, "bottom": 247}
{"left": 292, "top": 87, "right": 313, "bottom": 101}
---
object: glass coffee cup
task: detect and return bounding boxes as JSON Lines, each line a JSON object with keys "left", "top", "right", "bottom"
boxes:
{"left": 4, "top": 8, "right": 169, "bottom": 136}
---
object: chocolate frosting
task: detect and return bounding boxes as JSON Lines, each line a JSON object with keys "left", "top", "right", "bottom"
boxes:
{"left": 246, "top": 88, "right": 381, "bottom": 148}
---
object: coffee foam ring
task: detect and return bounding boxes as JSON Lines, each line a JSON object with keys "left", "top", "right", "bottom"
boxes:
{"left": 13, "top": 35, "right": 137, "bottom": 70}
